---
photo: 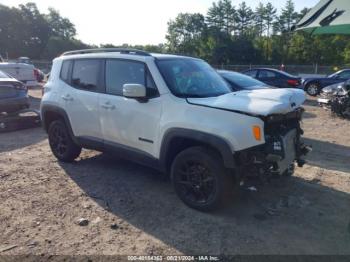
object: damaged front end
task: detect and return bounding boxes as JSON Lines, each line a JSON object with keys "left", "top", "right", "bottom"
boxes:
{"left": 236, "top": 107, "right": 312, "bottom": 182}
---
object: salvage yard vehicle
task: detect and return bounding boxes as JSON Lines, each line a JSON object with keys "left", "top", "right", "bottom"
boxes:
{"left": 0, "top": 70, "right": 29, "bottom": 113}
{"left": 302, "top": 69, "right": 350, "bottom": 96}
{"left": 242, "top": 68, "right": 302, "bottom": 89}
{"left": 317, "top": 81, "right": 346, "bottom": 107}
{"left": 41, "top": 48, "right": 311, "bottom": 211}
{"left": 0, "top": 61, "right": 38, "bottom": 88}
{"left": 0, "top": 69, "right": 40, "bottom": 133}
{"left": 318, "top": 80, "right": 350, "bottom": 119}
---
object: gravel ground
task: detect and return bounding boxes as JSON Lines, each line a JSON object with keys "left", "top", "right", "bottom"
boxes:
{"left": 0, "top": 89, "right": 349, "bottom": 255}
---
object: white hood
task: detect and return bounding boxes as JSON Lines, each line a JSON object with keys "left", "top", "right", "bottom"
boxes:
{"left": 187, "top": 88, "right": 306, "bottom": 116}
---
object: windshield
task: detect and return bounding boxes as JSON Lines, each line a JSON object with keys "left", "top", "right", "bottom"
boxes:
{"left": 328, "top": 72, "right": 338, "bottom": 78}
{"left": 156, "top": 58, "right": 231, "bottom": 98}
{"left": 221, "top": 72, "right": 267, "bottom": 90}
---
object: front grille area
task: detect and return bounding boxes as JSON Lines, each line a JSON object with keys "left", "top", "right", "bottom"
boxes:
{"left": 263, "top": 108, "right": 303, "bottom": 137}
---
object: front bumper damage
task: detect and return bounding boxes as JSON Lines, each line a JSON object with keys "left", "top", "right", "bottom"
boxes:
{"left": 236, "top": 108, "right": 312, "bottom": 182}
{"left": 317, "top": 92, "right": 332, "bottom": 107}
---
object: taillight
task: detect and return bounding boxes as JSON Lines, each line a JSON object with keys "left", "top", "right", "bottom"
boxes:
{"left": 287, "top": 79, "right": 300, "bottom": 86}
{"left": 14, "top": 82, "right": 27, "bottom": 91}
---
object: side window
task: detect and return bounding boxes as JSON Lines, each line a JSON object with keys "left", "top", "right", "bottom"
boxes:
{"left": 245, "top": 70, "right": 257, "bottom": 78}
{"left": 71, "top": 59, "right": 101, "bottom": 92}
{"left": 259, "top": 70, "right": 277, "bottom": 78}
{"left": 338, "top": 71, "right": 350, "bottom": 79}
{"left": 60, "top": 60, "right": 71, "bottom": 83}
{"left": 105, "top": 59, "right": 158, "bottom": 97}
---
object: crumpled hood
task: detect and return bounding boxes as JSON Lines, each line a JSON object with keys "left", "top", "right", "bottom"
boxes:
{"left": 187, "top": 88, "right": 306, "bottom": 116}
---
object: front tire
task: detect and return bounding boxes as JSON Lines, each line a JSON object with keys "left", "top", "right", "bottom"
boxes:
{"left": 305, "top": 83, "right": 320, "bottom": 96}
{"left": 171, "top": 146, "right": 234, "bottom": 212}
{"left": 48, "top": 120, "right": 81, "bottom": 162}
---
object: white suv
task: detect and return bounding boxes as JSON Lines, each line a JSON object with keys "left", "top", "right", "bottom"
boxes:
{"left": 41, "top": 48, "right": 310, "bottom": 211}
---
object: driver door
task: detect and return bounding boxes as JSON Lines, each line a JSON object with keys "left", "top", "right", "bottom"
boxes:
{"left": 99, "top": 59, "right": 162, "bottom": 157}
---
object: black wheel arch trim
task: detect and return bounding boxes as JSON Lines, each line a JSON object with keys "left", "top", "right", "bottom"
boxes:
{"left": 41, "top": 104, "right": 78, "bottom": 144}
{"left": 159, "top": 128, "right": 236, "bottom": 170}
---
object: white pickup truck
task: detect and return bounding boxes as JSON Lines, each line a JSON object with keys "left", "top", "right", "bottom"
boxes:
{"left": 0, "top": 62, "right": 38, "bottom": 87}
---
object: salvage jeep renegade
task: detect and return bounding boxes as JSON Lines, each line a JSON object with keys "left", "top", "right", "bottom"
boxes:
{"left": 41, "top": 48, "right": 310, "bottom": 211}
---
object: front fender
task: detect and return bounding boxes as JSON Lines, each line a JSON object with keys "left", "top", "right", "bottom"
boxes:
{"left": 159, "top": 128, "right": 236, "bottom": 170}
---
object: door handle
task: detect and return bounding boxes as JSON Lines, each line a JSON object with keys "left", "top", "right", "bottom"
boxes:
{"left": 61, "top": 94, "right": 73, "bottom": 101}
{"left": 101, "top": 102, "right": 115, "bottom": 110}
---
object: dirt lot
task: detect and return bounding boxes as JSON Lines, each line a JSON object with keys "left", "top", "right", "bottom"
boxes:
{"left": 0, "top": 88, "right": 349, "bottom": 255}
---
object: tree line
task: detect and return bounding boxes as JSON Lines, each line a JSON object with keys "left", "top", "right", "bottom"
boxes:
{"left": 166, "top": 0, "right": 350, "bottom": 65}
{"left": 1, "top": 1, "right": 350, "bottom": 66}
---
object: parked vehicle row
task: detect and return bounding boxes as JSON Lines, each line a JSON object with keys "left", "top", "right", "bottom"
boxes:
{"left": 302, "top": 69, "right": 350, "bottom": 96}
{"left": 317, "top": 80, "right": 350, "bottom": 118}
{"left": 239, "top": 67, "right": 350, "bottom": 98}
{"left": 242, "top": 68, "right": 302, "bottom": 89}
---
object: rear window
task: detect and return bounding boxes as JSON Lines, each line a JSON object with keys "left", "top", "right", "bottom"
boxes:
{"left": 280, "top": 70, "right": 297, "bottom": 78}
{"left": 71, "top": 59, "right": 102, "bottom": 91}
{"left": 244, "top": 70, "right": 258, "bottom": 78}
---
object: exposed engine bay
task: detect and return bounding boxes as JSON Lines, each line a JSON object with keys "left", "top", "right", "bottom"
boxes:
{"left": 236, "top": 108, "right": 311, "bottom": 183}
{"left": 318, "top": 81, "right": 350, "bottom": 119}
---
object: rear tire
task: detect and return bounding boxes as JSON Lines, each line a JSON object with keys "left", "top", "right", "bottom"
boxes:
{"left": 48, "top": 120, "right": 81, "bottom": 162}
{"left": 171, "top": 146, "right": 234, "bottom": 212}
{"left": 305, "top": 83, "right": 320, "bottom": 96}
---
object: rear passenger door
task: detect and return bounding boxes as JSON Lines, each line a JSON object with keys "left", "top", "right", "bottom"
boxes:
{"left": 99, "top": 59, "right": 162, "bottom": 157}
{"left": 61, "top": 59, "right": 104, "bottom": 141}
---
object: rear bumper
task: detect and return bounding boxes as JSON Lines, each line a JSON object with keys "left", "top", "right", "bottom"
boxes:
{"left": 0, "top": 96, "right": 30, "bottom": 113}
{"left": 24, "top": 80, "right": 39, "bottom": 88}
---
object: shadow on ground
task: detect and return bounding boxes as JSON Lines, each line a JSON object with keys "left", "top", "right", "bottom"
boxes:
{"left": 0, "top": 127, "right": 45, "bottom": 153}
{"left": 304, "top": 137, "right": 350, "bottom": 173}
{"left": 304, "top": 99, "right": 319, "bottom": 107}
{"left": 59, "top": 151, "right": 350, "bottom": 255}
{"left": 303, "top": 111, "right": 317, "bottom": 119}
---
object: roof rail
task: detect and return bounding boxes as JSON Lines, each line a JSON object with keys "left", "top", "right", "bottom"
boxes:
{"left": 61, "top": 48, "right": 152, "bottom": 57}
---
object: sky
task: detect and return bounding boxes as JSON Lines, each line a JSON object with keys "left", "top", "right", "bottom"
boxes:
{"left": 1, "top": 0, "right": 319, "bottom": 45}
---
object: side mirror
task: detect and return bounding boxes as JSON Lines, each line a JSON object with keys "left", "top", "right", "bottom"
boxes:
{"left": 123, "top": 83, "right": 146, "bottom": 98}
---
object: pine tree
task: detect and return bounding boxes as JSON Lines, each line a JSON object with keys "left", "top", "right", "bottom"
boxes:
{"left": 207, "top": 0, "right": 236, "bottom": 35}
{"left": 255, "top": 3, "right": 266, "bottom": 37}
{"left": 236, "top": 1, "right": 254, "bottom": 36}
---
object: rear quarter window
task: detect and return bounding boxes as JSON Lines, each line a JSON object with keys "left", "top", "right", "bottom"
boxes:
{"left": 60, "top": 60, "right": 71, "bottom": 83}
{"left": 244, "top": 70, "right": 258, "bottom": 78}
